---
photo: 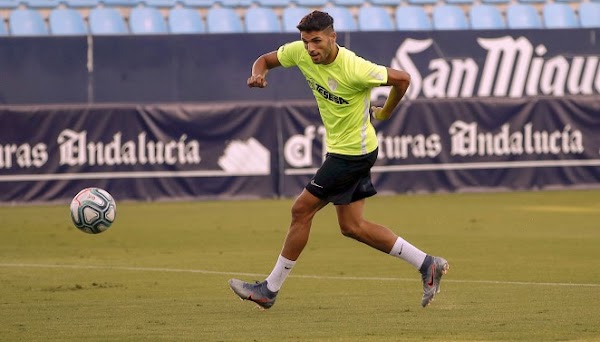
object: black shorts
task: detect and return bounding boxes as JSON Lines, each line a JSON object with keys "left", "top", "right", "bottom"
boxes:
{"left": 305, "top": 148, "right": 378, "bottom": 205}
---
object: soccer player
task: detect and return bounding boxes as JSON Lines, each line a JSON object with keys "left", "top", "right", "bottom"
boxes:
{"left": 229, "top": 10, "right": 449, "bottom": 309}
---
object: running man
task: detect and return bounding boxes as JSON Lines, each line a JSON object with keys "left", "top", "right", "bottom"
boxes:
{"left": 229, "top": 10, "right": 448, "bottom": 309}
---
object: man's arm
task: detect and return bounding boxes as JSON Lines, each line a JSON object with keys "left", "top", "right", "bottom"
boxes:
{"left": 372, "top": 68, "right": 411, "bottom": 121}
{"left": 247, "top": 51, "right": 282, "bottom": 88}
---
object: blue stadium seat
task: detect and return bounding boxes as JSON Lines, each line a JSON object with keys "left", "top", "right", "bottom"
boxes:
{"left": 9, "top": 9, "right": 49, "bottom": 36}
{"left": 282, "top": 6, "right": 311, "bottom": 32}
{"left": 445, "top": 0, "right": 473, "bottom": 4}
{"left": 244, "top": 6, "right": 281, "bottom": 33}
{"left": 129, "top": 7, "right": 168, "bottom": 34}
{"left": 395, "top": 5, "right": 432, "bottom": 30}
{"left": 407, "top": 0, "right": 438, "bottom": 6}
{"left": 22, "top": 0, "right": 59, "bottom": 8}
{"left": 89, "top": 7, "right": 128, "bottom": 34}
{"left": 370, "top": 0, "right": 402, "bottom": 5}
{"left": 137, "top": 0, "right": 177, "bottom": 6}
{"left": 296, "top": 0, "right": 328, "bottom": 7}
{"left": 216, "top": 0, "right": 252, "bottom": 7}
{"left": 323, "top": 6, "right": 357, "bottom": 31}
{"left": 0, "top": 0, "right": 19, "bottom": 9}
{"left": 0, "top": 15, "right": 7, "bottom": 35}
{"left": 332, "top": 0, "right": 364, "bottom": 6}
{"left": 206, "top": 7, "right": 243, "bottom": 33}
{"left": 480, "top": 0, "right": 510, "bottom": 4}
{"left": 432, "top": 5, "right": 469, "bottom": 30}
{"left": 169, "top": 7, "right": 205, "bottom": 33}
{"left": 543, "top": 3, "right": 579, "bottom": 28}
{"left": 49, "top": 8, "right": 87, "bottom": 35}
{"left": 517, "top": 0, "right": 545, "bottom": 3}
{"left": 506, "top": 4, "right": 542, "bottom": 29}
{"left": 181, "top": 0, "right": 214, "bottom": 7}
{"left": 64, "top": 0, "right": 101, "bottom": 8}
{"left": 255, "top": 0, "right": 289, "bottom": 7}
{"left": 99, "top": 0, "right": 136, "bottom": 6}
{"left": 358, "top": 6, "right": 394, "bottom": 31}
{"left": 469, "top": 4, "right": 505, "bottom": 29}
{"left": 579, "top": 2, "right": 600, "bottom": 27}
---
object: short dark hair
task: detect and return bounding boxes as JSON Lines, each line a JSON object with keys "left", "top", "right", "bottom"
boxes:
{"left": 296, "top": 10, "right": 334, "bottom": 32}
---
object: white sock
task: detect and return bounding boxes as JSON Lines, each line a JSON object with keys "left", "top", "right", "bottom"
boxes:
{"left": 265, "top": 255, "right": 296, "bottom": 292}
{"left": 389, "top": 237, "right": 427, "bottom": 270}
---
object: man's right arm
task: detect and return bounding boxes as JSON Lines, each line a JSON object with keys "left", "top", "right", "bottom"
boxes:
{"left": 247, "top": 51, "right": 282, "bottom": 88}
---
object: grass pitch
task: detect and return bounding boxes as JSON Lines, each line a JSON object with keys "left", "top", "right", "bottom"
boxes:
{"left": 1, "top": 190, "right": 599, "bottom": 341}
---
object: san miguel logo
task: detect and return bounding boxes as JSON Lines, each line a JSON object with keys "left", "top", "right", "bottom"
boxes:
{"left": 372, "top": 36, "right": 600, "bottom": 100}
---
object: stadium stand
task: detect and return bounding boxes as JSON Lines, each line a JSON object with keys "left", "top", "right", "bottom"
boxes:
{"left": 0, "top": 0, "right": 597, "bottom": 36}
{"left": 168, "top": 7, "right": 205, "bottom": 33}
{"left": 49, "top": 8, "right": 88, "bottom": 35}
{"left": 9, "top": 8, "right": 48, "bottom": 35}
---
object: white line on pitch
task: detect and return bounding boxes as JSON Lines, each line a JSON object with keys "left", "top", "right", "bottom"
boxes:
{"left": 1, "top": 263, "right": 598, "bottom": 288}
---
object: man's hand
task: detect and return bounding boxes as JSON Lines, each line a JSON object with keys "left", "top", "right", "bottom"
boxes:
{"left": 371, "top": 106, "right": 391, "bottom": 121}
{"left": 247, "top": 75, "right": 268, "bottom": 88}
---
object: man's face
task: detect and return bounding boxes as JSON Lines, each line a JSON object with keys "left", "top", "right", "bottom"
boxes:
{"left": 300, "top": 29, "right": 337, "bottom": 65}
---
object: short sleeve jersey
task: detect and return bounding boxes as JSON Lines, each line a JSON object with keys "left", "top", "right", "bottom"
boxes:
{"left": 277, "top": 41, "right": 387, "bottom": 156}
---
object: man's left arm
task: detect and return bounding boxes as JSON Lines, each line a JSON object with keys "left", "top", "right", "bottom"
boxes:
{"left": 372, "top": 68, "right": 411, "bottom": 121}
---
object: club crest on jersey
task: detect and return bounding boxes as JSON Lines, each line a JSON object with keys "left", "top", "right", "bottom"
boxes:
{"left": 327, "top": 78, "right": 338, "bottom": 91}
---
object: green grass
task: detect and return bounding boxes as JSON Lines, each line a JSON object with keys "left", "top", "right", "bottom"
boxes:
{"left": 1, "top": 190, "right": 599, "bottom": 341}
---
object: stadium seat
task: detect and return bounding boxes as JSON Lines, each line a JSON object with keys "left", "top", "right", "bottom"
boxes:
{"left": 88, "top": 7, "right": 128, "bottom": 34}
{"left": 49, "top": 8, "right": 87, "bottom": 35}
{"left": 21, "top": 0, "right": 59, "bottom": 8}
{"left": 65, "top": 0, "right": 101, "bottom": 8}
{"left": 181, "top": 0, "right": 215, "bottom": 7}
{"left": 244, "top": 6, "right": 281, "bottom": 33}
{"left": 543, "top": 3, "right": 579, "bottom": 28}
{"left": 517, "top": 0, "right": 545, "bottom": 3}
{"left": 480, "top": 0, "right": 510, "bottom": 4}
{"left": 469, "top": 4, "right": 505, "bottom": 29}
{"left": 407, "top": 0, "right": 438, "bottom": 6}
{"left": 129, "top": 7, "right": 168, "bottom": 34}
{"left": 206, "top": 7, "right": 243, "bottom": 33}
{"left": 296, "top": 0, "right": 328, "bottom": 6}
{"left": 282, "top": 6, "right": 311, "bottom": 32}
{"left": 506, "top": 4, "right": 542, "bottom": 29}
{"left": 0, "top": 15, "right": 7, "bottom": 35}
{"left": 579, "top": 2, "right": 600, "bottom": 27}
{"left": 137, "top": 0, "right": 177, "bottom": 6}
{"left": 432, "top": 5, "right": 469, "bottom": 30}
{"left": 445, "top": 0, "right": 473, "bottom": 4}
{"left": 255, "top": 0, "right": 290, "bottom": 6}
{"left": 395, "top": 6, "right": 432, "bottom": 30}
{"left": 217, "top": 0, "right": 252, "bottom": 7}
{"left": 358, "top": 6, "right": 394, "bottom": 31}
{"left": 332, "top": 0, "right": 365, "bottom": 6}
{"left": 99, "top": 0, "right": 137, "bottom": 6}
{"left": 0, "top": 0, "right": 19, "bottom": 9}
{"left": 370, "top": 0, "right": 402, "bottom": 5}
{"left": 9, "top": 9, "right": 48, "bottom": 36}
{"left": 169, "top": 7, "right": 205, "bottom": 33}
{"left": 323, "top": 6, "right": 357, "bottom": 31}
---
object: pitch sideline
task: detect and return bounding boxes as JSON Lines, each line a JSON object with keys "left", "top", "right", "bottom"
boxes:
{"left": 1, "top": 262, "right": 599, "bottom": 288}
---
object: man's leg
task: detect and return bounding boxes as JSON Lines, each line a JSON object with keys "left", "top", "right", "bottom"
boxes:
{"left": 335, "top": 199, "right": 449, "bottom": 307}
{"left": 228, "top": 190, "right": 327, "bottom": 309}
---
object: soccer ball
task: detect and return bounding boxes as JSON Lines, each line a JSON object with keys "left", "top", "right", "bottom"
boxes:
{"left": 70, "top": 187, "right": 116, "bottom": 234}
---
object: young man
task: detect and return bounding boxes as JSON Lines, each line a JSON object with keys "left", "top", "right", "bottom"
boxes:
{"left": 229, "top": 10, "right": 448, "bottom": 309}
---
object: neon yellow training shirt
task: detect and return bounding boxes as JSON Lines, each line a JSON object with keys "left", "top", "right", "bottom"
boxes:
{"left": 277, "top": 40, "right": 388, "bottom": 156}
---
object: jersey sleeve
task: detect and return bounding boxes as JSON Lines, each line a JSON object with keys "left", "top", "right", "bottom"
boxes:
{"left": 277, "top": 41, "right": 305, "bottom": 68}
{"left": 352, "top": 56, "right": 388, "bottom": 90}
